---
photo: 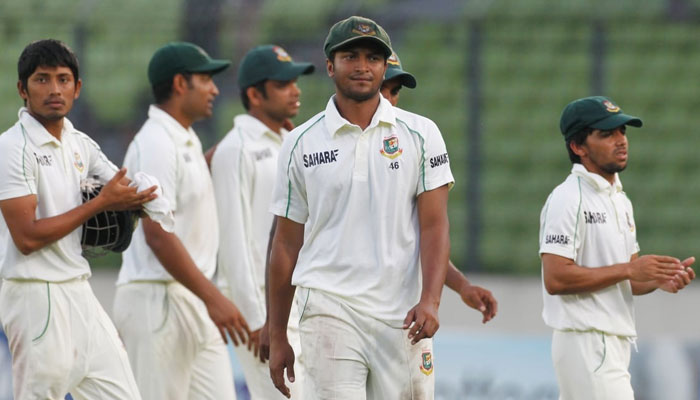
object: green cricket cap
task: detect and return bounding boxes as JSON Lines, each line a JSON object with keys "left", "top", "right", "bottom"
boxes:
{"left": 384, "top": 51, "right": 416, "bottom": 89}
{"left": 324, "top": 16, "right": 392, "bottom": 59}
{"left": 560, "top": 96, "right": 643, "bottom": 140}
{"left": 148, "top": 42, "right": 231, "bottom": 86}
{"left": 237, "top": 45, "right": 314, "bottom": 88}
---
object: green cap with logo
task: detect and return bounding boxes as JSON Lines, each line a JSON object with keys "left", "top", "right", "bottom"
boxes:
{"left": 324, "top": 16, "right": 392, "bottom": 59}
{"left": 384, "top": 51, "right": 416, "bottom": 89}
{"left": 559, "top": 96, "right": 643, "bottom": 140}
{"left": 148, "top": 42, "right": 231, "bottom": 86}
{"left": 237, "top": 44, "right": 315, "bottom": 88}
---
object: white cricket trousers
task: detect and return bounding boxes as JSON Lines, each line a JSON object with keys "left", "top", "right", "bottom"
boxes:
{"left": 113, "top": 281, "right": 235, "bottom": 400}
{"left": 0, "top": 278, "right": 141, "bottom": 400}
{"left": 297, "top": 288, "right": 435, "bottom": 400}
{"left": 552, "top": 329, "right": 634, "bottom": 400}
{"left": 233, "top": 322, "right": 304, "bottom": 399}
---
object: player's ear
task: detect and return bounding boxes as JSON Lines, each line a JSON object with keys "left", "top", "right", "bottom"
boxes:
{"left": 326, "top": 58, "right": 334, "bottom": 78}
{"left": 569, "top": 140, "right": 587, "bottom": 158}
{"left": 17, "top": 80, "right": 28, "bottom": 101}
{"left": 73, "top": 78, "right": 82, "bottom": 100}
{"left": 172, "top": 74, "right": 188, "bottom": 95}
{"left": 247, "top": 86, "right": 262, "bottom": 108}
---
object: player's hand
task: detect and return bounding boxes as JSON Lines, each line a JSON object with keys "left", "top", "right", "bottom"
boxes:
{"left": 247, "top": 328, "right": 261, "bottom": 358}
{"left": 403, "top": 300, "right": 440, "bottom": 345}
{"left": 659, "top": 257, "right": 695, "bottom": 293}
{"left": 97, "top": 168, "right": 158, "bottom": 211}
{"left": 205, "top": 293, "right": 251, "bottom": 346}
{"left": 459, "top": 284, "right": 498, "bottom": 324}
{"left": 628, "top": 254, "right": 683, "bottom": 282}
{"left": 259, "top": 320, "right": 270, "bottom": 362}
{"left": 269, "top": 336, "right": 295, "bottom": 398}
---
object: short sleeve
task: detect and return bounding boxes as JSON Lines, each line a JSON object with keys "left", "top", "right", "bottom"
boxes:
{"left": 269, "top": 133, "right": 308, "bottom": 223}
{"left": 415, "top": 119, "right": 454, "bottom": 196}
{"left": 0, "top": 133, "right": 37, "bottom": 200}
{"left": 122, "top": 130, "right": 178, "bottom": 211}
{"left": 539, "top": 189, "right": 584, "bottom": 260}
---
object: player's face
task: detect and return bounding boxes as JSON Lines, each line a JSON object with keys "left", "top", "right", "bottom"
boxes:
{"left": 18, "top": 65, "right": 81, "bottom": 123}
{"left": 327, "top": 43, "right": 387, "bottom": 103}
{"left": 577, "top": 125, "right": 628, "bottom": 180}
{"left": 182, "top": 73, "right": 219, "bottom": 121}
{"left": 259, "top": 79, "right": 302, "bottom": 121}
{"left": 380, "top": 77, "right": 402, "bottom": 106}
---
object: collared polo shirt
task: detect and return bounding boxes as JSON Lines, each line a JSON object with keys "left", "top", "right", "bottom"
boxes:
{"left": 539, "top": 163, "right": 640, "bottom": 337}
{"left": 0, "top": 108, "right": 118, "bottom": 281}
{"left": 118, "top": 105, "right": 219, "bottom": 284}
{"left": 212, "top": 114, "right": 285, "bottom": 330}
{"left": 270, "top": 95, "right": 454, "bottom": 326}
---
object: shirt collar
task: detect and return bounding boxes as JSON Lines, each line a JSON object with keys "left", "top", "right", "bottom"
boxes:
{"left": 233, "top": 114, "right": 285, "bottom": 144}
{"left": 148, "top": 104, "right": 197, "bottom": 146}
{"left": 324, "top": 94, "right": 396, "bottom": 138}
{"left": 571, "top": 163, "right": 623, "bottom": 193}
{"left": 18, "top": 107, "right": 72, "bottom": 146}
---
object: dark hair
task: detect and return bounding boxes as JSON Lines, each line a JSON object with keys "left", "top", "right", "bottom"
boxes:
{"left": 152, "top": 72, "right": 192, "bottom": 104}
{"left": 18, "top": 39, "right": 80, "bottom": 90}
{"left": 240, "top": 80, "right": 268, "bottom": 111}
{"left": 565, "top": 127, "right": 594, "bottom": 164}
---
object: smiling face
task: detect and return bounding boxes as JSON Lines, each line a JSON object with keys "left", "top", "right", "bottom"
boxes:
{"left": 18, "top": 65, "right": 81, "bottom": 124}
{"left": 327, "top": 41, "right": 387, "bottom": 103}
{"left": 259, "top": 78, "right": 302, "bottom": 121}
{"left": 181, "top": 72, "right": 219, "bottom": 122}
{"left": 571, "top": 125, "right": 629, "bottom": 182}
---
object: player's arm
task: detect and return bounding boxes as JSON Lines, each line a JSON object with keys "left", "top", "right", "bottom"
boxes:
{"left": 542, "top": 252, "right": 684, "bottom": 295}
{"left": 268, "top": 216, "right": 303, "bottom": 398}
{"left": 258, "top": 215, "right": 278, "bottom": 362}
{"left": 0, "top": 168, "right": 156, "bottom": 254}
{"left": 204, "top": 143, "right": 218, "bottom": 170}
{"left": 141, "top": 217, "right": 250, "bottom": 345}
{"left": 628, "top": 253, "right": 695, "bottom": 295}
{"left": 404, "top": 184, "right": 450, "bottom": 344}
{"left": 445, "top": 260, "right": 498, "bottom": 323}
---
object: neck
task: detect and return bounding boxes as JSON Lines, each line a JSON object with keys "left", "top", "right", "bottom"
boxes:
{"left": 333, "top": 93, "right": 380, "bottom": 131}
{"left": 581, "top": 161, "right": 616, "bottom": 185}
{"left": 248, "top": 109, "right": 283, "bottom": 135}
{"left": 156, "top": 102, "right": 193, "bottom": 130}
{"left": 28, "top": 110, "right": 64, "bottom": 140}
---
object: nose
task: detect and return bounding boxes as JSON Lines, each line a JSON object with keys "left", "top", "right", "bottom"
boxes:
{"left": 49, "top": 78, "right": 61, "bottom": 95}
{"left": 211, "top": 81, "right": 220, "bottom": 96}
{"left": 291, "top": 82, "right": 301, "bottom": 97}
{"left": 613, "top": 129, "right": 627, "bottom": 145}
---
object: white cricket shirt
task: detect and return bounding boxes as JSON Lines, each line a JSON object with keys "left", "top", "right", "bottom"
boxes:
{"left": 539, "top": 163, "right": 640, "bottom": 337}
{"left": 0, "top": 108, "right": 118, "bottom": 281}
{"left": 118, "top": 105, "right": 219, "bottom": 284}
{"left": 270, "top": 95, "right": 454, "bottom": 327}
{"left": 211, "top": 114, "right": 285, "bottom": 330}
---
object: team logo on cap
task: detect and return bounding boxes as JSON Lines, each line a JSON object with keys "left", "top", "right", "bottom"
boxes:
{"left": 419, "top": 350, "right": 434, "bottom": 376}
{"left": 273, "top": 46, "right": 292, "bottom": 62}
{"left": 603, "top": 100, "right": 620, "bottom": 113}
{"left": 380, "top": 136, "right": 403, "bottom": 159}
{"left": 387, "top": 53, "right": 400, "bottom": 66}
{"left": 352, "top": 23, "right": 376, "bottom": 36}
{"left": 73, "top": 152, "right": 84, "bottom": 173}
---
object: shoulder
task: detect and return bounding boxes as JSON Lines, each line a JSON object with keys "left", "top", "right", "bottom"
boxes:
{"left": 69, "top": 128, "right": 103, "bottom": 151}
{"left": 546, "top": 174, "right": 585, "bottom": 209}
{"left": 393, "top": 108, "right": 440, "bottom": 136}
{"left": 288, "top": 111, "right": 326, "bottom": 142}
{"left": 0, "top": 122, "right": 25, "bottom": 149}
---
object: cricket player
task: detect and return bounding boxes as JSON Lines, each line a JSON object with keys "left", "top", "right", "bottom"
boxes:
{"left": 539, "top": 96, "right": 696, "bottom": 399}
{"left": 268, "top": 16, "right": 453, "bottom": 399}
{"left": 381, "top": 51, "right": 497, "bottom": 323}
{"left": 210, "top": 44, "right": 313, "bottom": 399}
{"left": 0, "top": 39, "right": 156, "bottom": 400}
{"left": 112, "top": 42, "right": 250, "bottom": 400}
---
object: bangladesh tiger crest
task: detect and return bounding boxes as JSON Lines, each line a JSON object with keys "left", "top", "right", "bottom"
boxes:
{"left": 73, "top": 152, "right": 84, "bottom": 173}
{"left": 387, "top": 52, "right": 400, "bottom": 66}
{"left": 379, "top": 136, "right": 402, "bottom": 159}
{"left": 352, "top": 23, "right": 376, "bottom": 36}
{"left": 603, "top": 100, "right": 620, "bottom": 113}
{"left": 273, "top": 46, "right": 292, "bottom": 62}
{"left": 419, "top": 350, "right": 433, "bottom": 375}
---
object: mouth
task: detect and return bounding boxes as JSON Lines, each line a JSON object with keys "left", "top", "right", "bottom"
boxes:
{"left": 614, "top": 149, "right": 628, "bottom": 161}
{"left": 45, "top": 100, "right": 65, "bottom": 108}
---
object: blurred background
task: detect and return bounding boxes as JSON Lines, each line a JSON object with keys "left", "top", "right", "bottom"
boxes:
{"left": 1, "top": 0, "right": 700, "bottom": 398}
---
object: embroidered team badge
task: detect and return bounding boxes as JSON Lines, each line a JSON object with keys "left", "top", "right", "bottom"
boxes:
{"left": 73, "top": 152, "right": 84, "bottom": 173}
{"left": 273, "top": 46, "right": 292, "bottom": 62}
{"left": 419, "top": 350, "right": 433, "bottom": 376}
{"left": 387, "top": 52, "right": 400, "bottom": 66}
{"left": 379, "top": 136, "right": 403, "bottom": 159}
{"left": 603, "top": 100, "right": 620, "bottom": 113}
{"left": 352, "top": 23, "right": 376, "bottom": 36}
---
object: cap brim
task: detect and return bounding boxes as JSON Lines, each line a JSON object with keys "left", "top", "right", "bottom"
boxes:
{"left": 188, "top": 59, "right": 231, "bottom": 75}
{"left": 591, "top": 113, "right": 643, "bottom": 130}
{"left": 269, "top": 62, "right": 315, "bottom": 81}
{"left": 328, "top": 37, "right": 392, "bottom": 58}
{"left": 384, "top": 69, "right": 416, "bottom": 89}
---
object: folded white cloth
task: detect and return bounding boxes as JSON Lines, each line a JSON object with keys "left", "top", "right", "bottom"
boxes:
{"left": 130, "top": 171, "right": 175, "bottom": 232}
